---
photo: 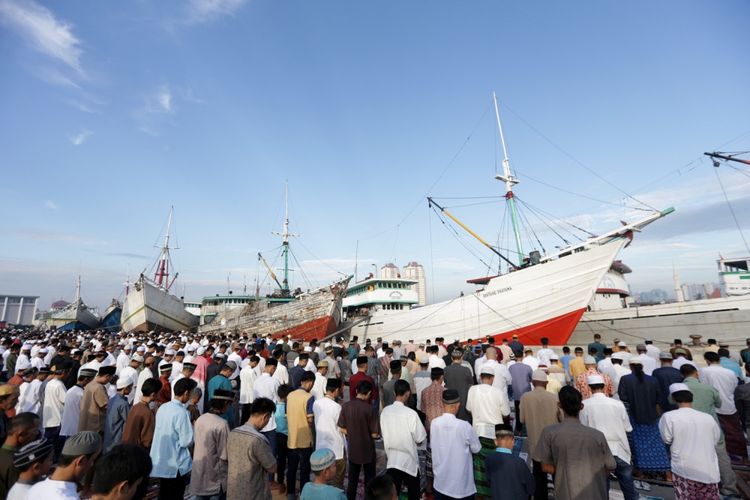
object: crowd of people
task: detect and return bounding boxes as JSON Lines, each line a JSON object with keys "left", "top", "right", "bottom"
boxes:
{"left": 0, "top": 328, "right": 746, "bottom": 500}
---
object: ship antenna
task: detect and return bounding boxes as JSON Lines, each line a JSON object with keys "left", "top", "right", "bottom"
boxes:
{"left": 493, "top": 92, "right": 525, "bottom": 265}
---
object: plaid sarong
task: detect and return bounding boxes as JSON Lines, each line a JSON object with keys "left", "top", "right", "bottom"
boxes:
{"left": 473, "top": 436, "right": 496, "bottom": 497}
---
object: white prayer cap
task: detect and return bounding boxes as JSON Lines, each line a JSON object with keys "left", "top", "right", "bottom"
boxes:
{"left": 131, "top": 354, "right": 144, "bottom": 363}
{"left": 116, "top": 378, "right": 133, "bottom": 390}
{"left": 197, "top": 347, "right": 206, "bottom": 355}
{"left": 611, "top": 352, "right": 626, "bottom": 360}
{"left": 480, "top": 366, "right": 495, "bottom": 376}
{"left": 617, "top": 341, "right": 627, "bottom": 347}
{"left": 669, "top": 383, "right": 691, "bottom": 395}
{"left": 587, "top": 374, "right": 604, "bottom": 385}
{"left": 22, "top": 344, "right": 31, "bottom": 350}
{"left": 136, "top": 346, "right": 146, "bottom": 353}
{"left": 186, "top": 345, "right": 195, "bottom": 352}
{"left": 531, "top": 369, "right": 548, "bottom": 382}
{"left": 550, "top": 354, "right": 559, "bottom": 360}
{"left": 303, "top": 346, "right": 312, "bottom": 353}
{"left": 39, "top": 348, "right": 48, "bottom": 354}
{"left": 583, "top": 355, "right": 596, "bottom": 364}
{"left": 165, "top": 348, "right": 175, "bottom": 356}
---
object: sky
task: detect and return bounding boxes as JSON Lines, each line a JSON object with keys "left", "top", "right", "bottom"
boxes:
{"left": 1, "top": 0, "right": 749, "bottom": 313}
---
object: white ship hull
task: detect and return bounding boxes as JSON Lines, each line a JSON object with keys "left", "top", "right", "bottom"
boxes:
{"left": 570, "top": 294, "right": 750, "bottom": 347}
{"left": 46, "top": 300, "right": 100, "bottom": 330}
{"left": 356, "top": 237, "right": 628, "bottom": 346}
{"left": 121, "top": 278, "right": 198, "bottom": 333}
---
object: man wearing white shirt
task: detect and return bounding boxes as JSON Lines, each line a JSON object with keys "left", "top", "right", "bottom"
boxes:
{"left": 659, "top": 383, "right": 721, "bottom": 497}
{"left": 118, "top": 355, "right": 142, "bottom": 405}
{"left": 481, "top": 348, "right": 512, "bottom": 392}
{"left": 580, "top": 374, "right": 637, "bottom": 500}
{"left": 700, "top": 351, "right": 746, "bottom": 458}
{"left": 272, "top": 350, "right": 289, "bottom": 385}
{"left": 15, "top": 345, "right": 31, "bottom": 374}
{"left": 239, "top": 356, "right": 259, "bottom": 423}
{"left": 60, "top": 368, "right": 97, "bottom": 439}
{"left": 227, "top": 345, "right": 242, "bottom": 381}
{"left": 644, "top": 339, "right": 660, "bottom": 361}
{"left": 31, "top": 349, "right": 46, "bottom": 370}
{"left": 522, "top": 349, "right": 540, "bottom": 371}
{"left": 252, "top": 359, "right": 280, "bottom": 449}
{"left": 536, "top": 338, "right": 555, "bottom": 368}
{"left": 427, "top": 346, "right": 446, "bottom": 370}
{"left": 380, "top": 379, "right": 426, "bottom": 500}
{"left": 133, "top": 356, "right": 155, "bottom": 405}
{"left": 312, "top": 379, "right": 346, "bottom": 489}
{"left": 632, "top": 344, "right": 657, "bottom": 376}
{"left": 466, "top": 367, "right": 511, "bottom": 440}
{"left": 430, "top": 389, "right": 481, "bottom": 499}
{"left": 115, "top": 345, "right": 131, "bottom": 375}
{"left": 42, "top": 362, "right": 70, "bottom": 458}
{"left": 312, "top": 361, "right": 329, "bottom": 400}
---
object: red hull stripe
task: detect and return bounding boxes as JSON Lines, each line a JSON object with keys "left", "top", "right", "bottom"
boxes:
{"left": 483, "top": 308, "right": 586, "bottom": 346}
{"left": 271, "top": 316, "right": 337, "bottom": 342}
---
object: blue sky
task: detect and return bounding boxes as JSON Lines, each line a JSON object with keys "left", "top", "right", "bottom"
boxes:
{"left": 1, "top": 0, "right": 749, "bottom": 312}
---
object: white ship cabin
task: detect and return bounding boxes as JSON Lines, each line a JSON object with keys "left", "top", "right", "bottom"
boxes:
{"left": 343, "top": 277, "right": 419, "bottom": 318}
{"left": 200, "top": 293, "right": 255, "bottom": 326}
{"left": 587, "top": 261, "right": 632, "bottom": 311}
{"left": 184, "top": 301, "right": 202, "bottom": 317}
{"left": 719, "top": 257, "right": 750, "bottom": 296}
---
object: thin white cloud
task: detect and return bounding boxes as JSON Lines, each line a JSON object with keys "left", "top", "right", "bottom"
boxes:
{"left": 44, "top": 200, "right": 58, "bottom": 210}
{"left": 70, "top": 130, "right": 92, "bottom": 146}
{"left": 185, "top": 0, "right": 247, "bottom": 24}
{"left": 12, "top": 228, "right": 108, "bottom": 246}
{"left": 157, "top": 86, "right": 172, "bottom": 113}
{"left": 0, "top": 0, "right": 84, "bottom": 74}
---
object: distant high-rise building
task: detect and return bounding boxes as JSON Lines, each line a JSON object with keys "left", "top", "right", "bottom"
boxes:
{"left": 402, "top": 261, "right": 427, "bottom": 306}
{"left": 380, "top": 263, "right": 400, "bottom": 279}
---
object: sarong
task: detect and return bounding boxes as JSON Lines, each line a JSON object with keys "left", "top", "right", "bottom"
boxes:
{"left": 672, "top": 473, "right": 720, "bottom": 500}
{"left": 473, "top": 436, "right": 495, "bottom": 497}
{"left": 627, "top": 419, "right": 669, "bottom": 471}
{"left": 717, "top": 412, "right": 748, "bottom": 458}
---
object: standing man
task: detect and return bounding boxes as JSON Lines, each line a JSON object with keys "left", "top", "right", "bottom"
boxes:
{"left": 122, "top": 378, "right": 160, "bottom": 450}
{"left": 103, "top": 378, "right": 132, "bottom": 452}
{"left": 312, "top": 379, "right": 346, "bottom": 489}
{"left": 429, "top": 389, "right": 481, "bottom": 500}
{"left": 509, "top": 357, "right": 532, "bottom": 434}
{"left": 79, "top": 366, "right": 114, "bottom": 434}
{"left": 150, "top": 377, "right": 197, "bottom": 500}
{"left": 534, "top": 387, "right": 616, "bottom": 500}
{"left": 27, "top": 431, "right": 102, "bottom": 498}
{"left": 420, "top": 367, "right": 445, "bottom": 431}
{"left": 207, "top": 362, "right": 235, "bottom": 424}
{"left": 380, "top": 380, "right": 426, "bottom": 500}
{"left": 443, "top": 349, "right": 474, "bottom": 422}
{"left": 701, "top": 351, "right": 747, "bottom": 460}
{"left": 252, "top": 358, "right": 280, "bottom": 454}
{"left": 520, "top": 370, "right": 560, "bottom": 500}
{"left": 239, "top": 355, "right": 259, "bottom": 424}
{"left": 286, "top": 371, "right": 316, "bottom": 498}
{"left": 338, "top": 380, "right": 379, "bottom": 500}
{"left": 485, "top": 424, "right": 535, "bottom": 500}
{"left": 227, "top": 398, "right": 278, "bottom": 500}
{"left": 41, "top": 361, "right": 68, "bottom": 456}
{"left": 189, "top": 389, "right": 232, "bottom": 500}
{"left": 573, "top": 356, "right": 613, "bottom": 399}
{"left": 659, "top": 383, "right": 721, "bottom": 499}
{"left": 119, "top": 355, "right": 142, "bottom": 405}
{"left": 652, "top": 352, "right": 683, "bottom": 412}
{"left": 683, "top": 364, "right": 741, "bottom": 498}
{"left": 580, "top": 374, "right": 637, "bottom": 500}
{"left": 133, "top": 355, "right": 155, "bottom": 404}
{"left": 59, "top": 368, "right": 95, "bottom": 442}
{"left": 588, "top": 334, "right": 606, "bottom": 362}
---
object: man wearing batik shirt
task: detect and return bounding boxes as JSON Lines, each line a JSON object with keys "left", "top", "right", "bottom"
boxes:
{"left": 420, "top": 368, "right": 445, "bottom": 432}
{"left": 573, "top": 356, "right": 613, "bottom": 399}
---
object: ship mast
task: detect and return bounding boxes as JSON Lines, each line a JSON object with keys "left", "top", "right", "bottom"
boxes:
{"left": 272, "top": 183, "right": 298, "bottom": 294}
{"left": 75, "top": 275, "right": 81, "bottom": 303}
{"left": 154, "top": 206, "right": 173, "bottom": 288}
{"left": 492, "top": 92, "right": 525, "bottom": 265}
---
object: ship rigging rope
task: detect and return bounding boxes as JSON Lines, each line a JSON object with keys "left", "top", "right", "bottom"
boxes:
{"left": 515, "top": 197, "right": 575, "bottom": 246}
{"left": 500, "top": 102, "right": 658, "bottom": 212}
{"left": 291, "top": 235, "right": 348, "bottom": 278}
{"left": 516, "top": 197, "right": 596, "bottom": 240}
{"left": 713, "top": 166, "right": 750, "bottom": 254}
{"left": 473, "top": 294, "right": 524, "bottom": 332}
{"left": 429, "top": 203, "right": 494, "bottom": 269}
{"left": 375, "top": 295, "right": 462, "bottom": 335}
